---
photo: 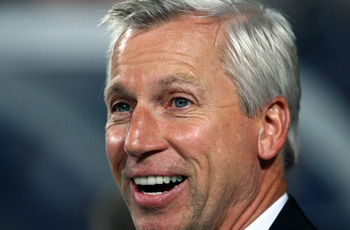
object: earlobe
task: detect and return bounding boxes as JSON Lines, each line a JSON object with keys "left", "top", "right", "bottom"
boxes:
{"left": 258, "top": 97, "right": 290, "bottom": 160}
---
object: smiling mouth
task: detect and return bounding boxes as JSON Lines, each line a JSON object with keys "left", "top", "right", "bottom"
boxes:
{"left": 133, "top": 175, "right": 187, "bottom": 195}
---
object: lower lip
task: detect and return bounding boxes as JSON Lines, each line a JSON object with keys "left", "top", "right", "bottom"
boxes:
{"left": 131, "top": 179, "right": 188, "bottom": 208}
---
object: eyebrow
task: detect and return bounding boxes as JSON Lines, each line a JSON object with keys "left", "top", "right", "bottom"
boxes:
{"left": 159, "top": 73, "right": 200, "bottom": 87}
{"left": 104, "top": 73, "right": 201, "bottom": 104}
{"left": 104, "top": 83, "right": 131, "bottom": 104}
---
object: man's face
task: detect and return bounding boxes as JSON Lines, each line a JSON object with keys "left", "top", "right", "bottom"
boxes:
{"left": 105, "top": 17, "right": 262, "bottom": 229}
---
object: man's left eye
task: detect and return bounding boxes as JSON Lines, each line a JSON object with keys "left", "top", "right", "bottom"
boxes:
{"left": 172, "top": 97, "right": 190, "bottom": 108}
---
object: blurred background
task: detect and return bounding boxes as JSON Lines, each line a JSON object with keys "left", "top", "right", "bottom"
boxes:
{"left": 1, "top": 0, "right": 349, "bottom": 229}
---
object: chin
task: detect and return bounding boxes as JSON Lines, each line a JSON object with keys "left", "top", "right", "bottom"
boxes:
{"left": 132, "top": 214, "right": 188, "bottom": 230}
{"left": 128, "top": 200, "right": 200, "bottom": 230}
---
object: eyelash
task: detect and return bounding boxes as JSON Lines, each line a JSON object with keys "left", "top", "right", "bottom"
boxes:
{"left": 112, "top": 102, "right": 133, "bottom": 113}
{"left": 110, "top": 98, "right": 135, "bottom": 114}
{"left": 167, "top": 97, "right": 192, "bottom": 109}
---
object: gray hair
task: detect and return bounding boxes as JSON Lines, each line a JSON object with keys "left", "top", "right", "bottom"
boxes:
{"left": 101, "top": 0, "right": 300, "bottom": 171}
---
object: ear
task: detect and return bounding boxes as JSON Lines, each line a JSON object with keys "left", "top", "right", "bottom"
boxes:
{"left": 258, "top": 96, "right": 290, "bottom": 160}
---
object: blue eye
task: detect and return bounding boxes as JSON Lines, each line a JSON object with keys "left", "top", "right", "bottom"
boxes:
{"left": 114, "top": 102, "right": 132, "bottom": 112}
{"left": 173, "top": 98, "right": 189, "bottom": 108}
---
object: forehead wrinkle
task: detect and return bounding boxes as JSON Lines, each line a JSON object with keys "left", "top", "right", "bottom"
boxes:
{"left": 110, "top": 52, "right": 201, "bottom": 88}
{"left": 113, "top": 50, "right": 195, "bottom": 66}
{"left": 110, "top": 50, "right": 197, "bottom": 85}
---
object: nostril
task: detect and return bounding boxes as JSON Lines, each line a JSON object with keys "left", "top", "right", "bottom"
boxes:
{"left": 123, "top": 138, "right": 169, "bottom": 159}
{"left": 123, "top": 145, "right": 159, "bottom": 159}
{"left": 123, "top": 145, "right": 131, "bottom": 155}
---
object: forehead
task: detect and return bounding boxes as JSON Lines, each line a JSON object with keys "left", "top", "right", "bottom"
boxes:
{"left": 112, "top": 16, "right": 222, "bottom": 70}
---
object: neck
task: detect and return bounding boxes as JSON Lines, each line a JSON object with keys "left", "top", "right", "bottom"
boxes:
{"left": 220, "top": 155, "right": 286, "bottom": 230}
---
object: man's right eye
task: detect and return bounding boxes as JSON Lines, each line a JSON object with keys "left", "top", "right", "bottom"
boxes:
{"left": 112, "top": 102, "right": 133, "bottom": 113}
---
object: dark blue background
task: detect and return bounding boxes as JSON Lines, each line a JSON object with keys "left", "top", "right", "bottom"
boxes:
{"left": 1, "top": 0, "right": 349, "bottom": 229}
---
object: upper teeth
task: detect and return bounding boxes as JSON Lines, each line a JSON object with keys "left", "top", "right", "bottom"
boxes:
{"left": 134, "top": 175, "right": 184, "bottom": 185}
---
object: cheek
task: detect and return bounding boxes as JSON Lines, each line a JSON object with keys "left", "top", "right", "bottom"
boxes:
{"left": 216, "top": 119, "right": 261, "bottom": 188}
{"left": 167, "top": 119, "right": 210, "bottom": 161}
{"left": 105, "top": 127, "right": 126, "bottom": 184}
{"left": 202, "top": 114, "right": 259, "bottom": 178}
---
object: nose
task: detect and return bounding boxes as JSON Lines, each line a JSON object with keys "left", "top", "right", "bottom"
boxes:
{"left": 124, "top": 105, "right": 168, "bottom": 158}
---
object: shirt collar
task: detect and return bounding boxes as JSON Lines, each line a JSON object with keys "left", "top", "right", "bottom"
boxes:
{"left": 245, "top": 193, "right": 288, "bottom": 230}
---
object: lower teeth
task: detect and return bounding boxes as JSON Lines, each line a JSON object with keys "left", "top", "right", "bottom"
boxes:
{"left": 141, "top": 191, "right": 164, "bottom": 195}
